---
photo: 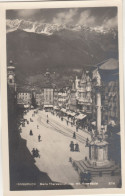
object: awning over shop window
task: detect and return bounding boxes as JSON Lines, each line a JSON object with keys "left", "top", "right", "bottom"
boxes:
{"left": 91, "top": 121, "right": 96, "bottom": 126}
{"left": 75, "top": 114, "right": 86, "bottom": 120}
{"left": 24, "top": 104, "right": 30, "bottom": 108}
{"left": 61, "top": 108, "right": 67, "bottom": 113}
{"left": 44, "top": 105, "right": 53, "bottom": 108}
{"left": 53, "top": 106, "right": 59, "bottom": 110}
{"left": 66, "top": 111, "right": 76, "bottom": 116}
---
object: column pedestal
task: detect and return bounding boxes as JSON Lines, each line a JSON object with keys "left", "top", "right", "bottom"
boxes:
{"left": 89, "top": 139, "right": 109, "bottom": 166}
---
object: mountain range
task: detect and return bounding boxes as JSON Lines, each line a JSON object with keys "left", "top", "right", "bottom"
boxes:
{"left": 6, "top": 19, "right": 118, "bottom": 88}
{"left": 7, "top": 19, "right": 117, "bottom": 36}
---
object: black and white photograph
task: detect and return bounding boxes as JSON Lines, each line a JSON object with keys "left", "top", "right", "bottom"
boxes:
{"left": 1, "top": 0, "right": 125, "bottom": 194}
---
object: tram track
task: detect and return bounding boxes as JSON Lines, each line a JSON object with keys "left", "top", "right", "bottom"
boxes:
{"left": 40, "top": 113, "right": 88, "bottom": 141}
{"left": 38, "top": 113, "right": 88, "bottom": 144}
{"left": 49, "top": 121, "right": 85, "bottom": 144}
{"left": 38, "top": 116, "right": 73, "bottom": 139}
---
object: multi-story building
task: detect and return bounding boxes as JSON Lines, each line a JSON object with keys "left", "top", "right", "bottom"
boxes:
{"left": 17, "top": 91, "right": 32, "bottom": 106}
{"left": 58, "top": 89, "right": 68, "bottom": 107}
{"left": 68, "top": 89, "right": 77, "bottom": 112}
{"left": 35, "top": 90, "right": 44, "bottom": 106}
{"left": 92, "top": 58, "right": 119, "bottom": 125}
{"left": 102, "top": 80, "right": 119, "bottom": 124}
{"left": 74, "top": 71, "right": 92, "bottom": 113}
{"left": 44, "top": 88, "right": 54, "bottom": 107}
{"left": 53, "top": 89, "right": 58, "bottom": 106}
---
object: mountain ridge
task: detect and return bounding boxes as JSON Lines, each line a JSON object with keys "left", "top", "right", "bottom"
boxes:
{"left": 6, "top": 22, "right": 118, "bottom": 88}
{"left": 6, "top": 19, "right": 118, "bottom": 36}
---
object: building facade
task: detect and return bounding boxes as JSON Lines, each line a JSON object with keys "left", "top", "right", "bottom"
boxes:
{"left": 44, "top": 88, "right": 54, "bottom": 106}
{"left": 57, "top": 88, "right": 70, "bottom": 108}
{"left": 102, "top": 80, "right": 119, "bottom": 124}
{"left": 35, "top": 90, "right": 44, "bottom": 106}
{"left": 68, "top": 89, "right": 77, "bottom": 112}
{"left": 73, "top": 71, "right": 92, "bottom": 113}
{"left": 53, "top": 89, "right": 58, "bottom": 106}
{"left": 17, "top": 91, "right": 32, "bottom": 106}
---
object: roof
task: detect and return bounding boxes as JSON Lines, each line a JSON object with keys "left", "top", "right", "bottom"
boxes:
{"left": 17, "top": 88, "right": 31, "bottom": 93}
{"left": 99, "top": 58, "right": 118, "bottom": 70}
{"left": 94, "top": 58, "right": 119, "bottom": 83}
{"left": 17, "top": 91, "right": 31, "bottom": 93}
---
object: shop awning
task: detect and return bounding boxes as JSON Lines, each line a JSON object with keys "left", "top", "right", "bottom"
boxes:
{"left": 44, "top": 105, "right": 53, "bottom": 108}
{"left": 53, "top": 106, "right": 59, "bottom": 110}
{"left": 66, "top": 111, "right": 76, "bottom": 116}
{"left": 91, "top": 121, "right": 96, "bottom": 126}
{"left": 75, "top": 114, "right": 86, "bottom": 120}
{"left": 61, "top": 108, "right": 67, "bottom": 113}
{"left": 24, "top": 104, "right": 30, "bottom": 108}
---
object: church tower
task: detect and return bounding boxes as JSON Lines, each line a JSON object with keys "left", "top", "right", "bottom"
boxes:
{"left": 7, "top": 60, "right": 16, "bottom": 91}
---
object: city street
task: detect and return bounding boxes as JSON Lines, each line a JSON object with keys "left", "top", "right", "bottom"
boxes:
{"left": 19, "top": 109, "right": 120, "bottom": 188}
{"left": 20, "top": 109, "right": 91, "bottom": 185}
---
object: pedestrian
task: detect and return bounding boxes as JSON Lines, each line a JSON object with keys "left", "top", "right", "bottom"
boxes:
{"left": 47, "top": 119, "right": 49, "bottom": 124}
{"left": 86, "top": 138, "right": 89, "bottom": 146}
{"left": 35, "top": 148, "right": 40, "bottom": 158}
{"left": 73, "top": 132, "right": 76, "bottom": 139}
{"left": 29, "top": 130, "right": 33, "bottom": 136}
{"left": 76, "top": 125, "right": 78, "bottom": 132}
{"left": 38, "top": 134, "right": 41, "bottom": 142}
{"left": 67, "top": 120, "right": 68, "bottom": 126}
{"left": 70, "top": 141, "right": 74, "bottom": 152}
{"left": 31, "top": 148, "right": 36, "bottom": 157}
{"left": 37, "top": 125, "right": 39, "bottom": 129}
{"left": 75, "top": 143, "right": 80, "bottom": 152}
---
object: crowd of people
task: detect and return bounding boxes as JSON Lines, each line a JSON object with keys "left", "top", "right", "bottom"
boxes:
{"left": 50, "top": 109, "right": 97, "bottom": 138}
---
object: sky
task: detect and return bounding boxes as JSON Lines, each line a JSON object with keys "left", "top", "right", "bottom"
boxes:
{"left": 6, "top": 7, "right": 117, "bottom": 29}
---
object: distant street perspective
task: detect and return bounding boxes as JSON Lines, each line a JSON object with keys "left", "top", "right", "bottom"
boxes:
{"left": 6, "top": 6, "right": 121, "bottom": 191}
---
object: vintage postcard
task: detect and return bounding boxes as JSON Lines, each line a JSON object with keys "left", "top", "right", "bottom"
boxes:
{"left": 0, "top": 0, "right": 125, "bottom": 195}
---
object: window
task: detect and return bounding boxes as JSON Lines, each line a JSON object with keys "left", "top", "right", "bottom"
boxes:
{"left": 9, "top": 79, "right": 12, "bottom": 83}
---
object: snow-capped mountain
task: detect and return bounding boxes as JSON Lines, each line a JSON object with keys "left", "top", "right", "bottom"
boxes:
{"left": 6, "top": 19, "right": 117, "bottom": 37}
{"left": 6, "top": 19, "right": 66, "bottom": 35}
{"left": 6, "top": 18, "right": 118, "bottom": 87}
